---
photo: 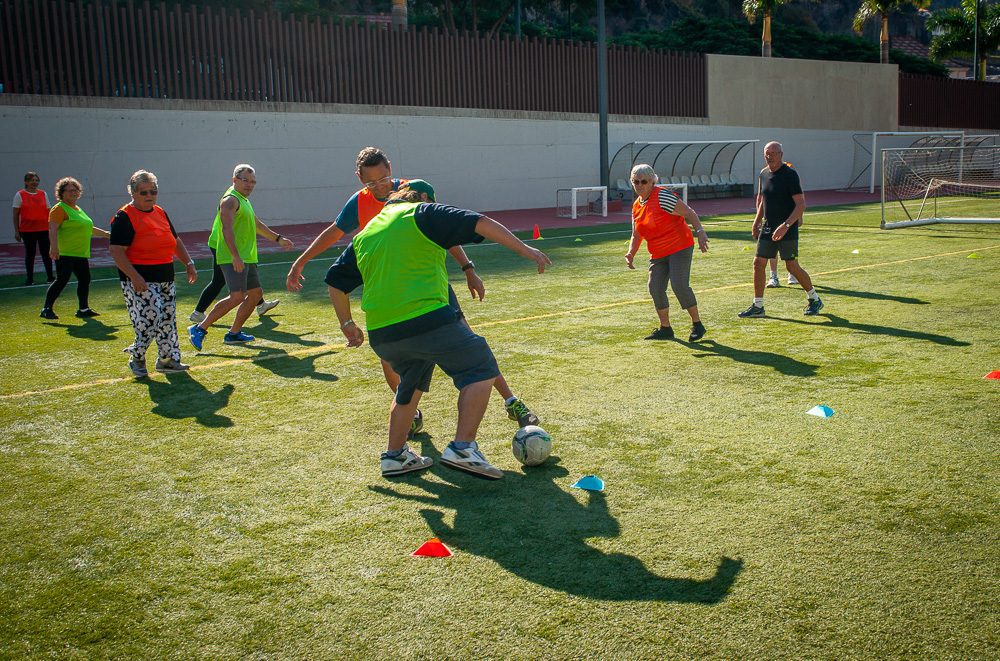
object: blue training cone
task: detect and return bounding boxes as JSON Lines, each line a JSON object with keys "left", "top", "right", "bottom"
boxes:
{"left": 806, "top": 405, "right": 835, "bottom": 418}
{"left": 571, "top": 475, "right": 605, "bottom": 491}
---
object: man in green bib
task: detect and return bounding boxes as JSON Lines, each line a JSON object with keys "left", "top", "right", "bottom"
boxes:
{"left": 325, "top": 180, "right": 550, "bottom": 480}
{"left": 188, "top": 164, "right": 293, "bottom": 349}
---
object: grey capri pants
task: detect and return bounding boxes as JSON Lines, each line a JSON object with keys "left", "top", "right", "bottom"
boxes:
{"left": 648, "top": 245, "right": 696, "bottom": 310}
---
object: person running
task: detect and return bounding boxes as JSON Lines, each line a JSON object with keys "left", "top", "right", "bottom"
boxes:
{"left": 738, "top": 141, "right": 823, "bottom": 318}
{"left": 12, "top": 171, "right": 54, "bottom": 285}
{"left": 187, "top": 164, "right": 293, "bottom": 350}
{"left": 286, "top": 146, "right": 539, "bottom": 428}
{"left": 41, "top": 177, "right": 110, "bottom": 319}
{"left": 325, "top": 181, "right": 551, "bottom": 479}
{"left": 625, "top": 164, "right": 709, "bottom": 342}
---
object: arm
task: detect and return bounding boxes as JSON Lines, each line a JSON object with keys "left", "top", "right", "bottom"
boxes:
{"left": 770, "top": 193, "right": 806, "bottom": 242}
{"left": 174, "top": 237, "right": 198, "bottom": 284}
{"left": 286, "top": 223, "right": 345, "bottom": 292}
{"left": 676, "top": 198, "right": 709, "bottom": 253}
{"left": 473, "top": 216, "right": 550, "bottom": 273}
{"left": 447, "top": 245, "right": 485, "bottom": 301}
{"left": 91, "top": 225, "right": 111, "bottom": 239}
{"left": 48, "top": 206, "right": 66, "bottom": 260}
{"left": 12, "top": 207, "right": 21, "bottom": 243}
{"left": 109, "top": 245, "right": 148, "bottom": 293}
{"left": 328, "top": 287, "right": 364, "bottom": 347}
{"left": 625, "top": 226, "right": 642, "bottom": 270}
{"left": 219, "top": 196, "right": 243, "bottom": 272}
{"left": 752, "top": 194, "right": 765, "bottom": 240}
{"left": 254, "top": 216, "right": 294, "bottom": 249}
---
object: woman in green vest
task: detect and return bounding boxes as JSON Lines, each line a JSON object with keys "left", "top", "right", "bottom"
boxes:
{"left": 41, "top": 177, "right": 111, "bottom": 320}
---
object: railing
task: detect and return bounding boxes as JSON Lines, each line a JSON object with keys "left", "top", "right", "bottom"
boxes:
{"left": 899, "top": 74, "right": 1000, "bottom": 130}
{"left": 0, "top": 0, "right": 707, "bottom": 117}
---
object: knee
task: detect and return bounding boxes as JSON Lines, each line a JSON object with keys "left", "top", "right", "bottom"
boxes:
{"left": 752, "top": 257, "right": 766, "bottom": 270}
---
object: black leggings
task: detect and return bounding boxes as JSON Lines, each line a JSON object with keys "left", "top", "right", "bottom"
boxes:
{"left": 195, "top": 247, "right": 262, "bottom": 312}
{"left": 22, "top": 230, "right": 53, "bottom": 280}
{"left": 44, "top": 256, "right": 91, "bottom": 310}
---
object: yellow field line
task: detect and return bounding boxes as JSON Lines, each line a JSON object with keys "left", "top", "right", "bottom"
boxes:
{"left": 2, "top": 242, "right": 998, "bottom": 402}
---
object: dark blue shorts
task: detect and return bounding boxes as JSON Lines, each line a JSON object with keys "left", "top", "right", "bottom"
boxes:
{"left": 756, "top": 238, "right": 799, "bottom": 261}
{"left": 372, "top": 321, "right": 499, "bottom": 405}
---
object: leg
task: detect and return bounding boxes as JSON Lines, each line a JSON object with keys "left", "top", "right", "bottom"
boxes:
{"left": 454, "top": 378, "right": 493, "bottom": 442}
{"left": 752, "top": 256, "right": 767, "bottom": 298}
{"left": 195, "top": 249, "right": 226, "bottom": 313}
{"left": 73, "top": 258, "right": 92, "bottom": 310}
{"left": 387, "top": 389, "right": 424, "bottom": 452}
{"left": 199, "top": 291, "right": 246, "bottom": 329}
{"left": 458, "top": 316, "right": 514, "bottom": 400}
{"left": 784, "top": 259, "right": 813, "bottom": 291}
{"left": 380, "top": 359, "right": 401, "bottom": 393}
{"left": 23, "top": 232, "right": 38, "bottom": 282}
{"left": 644, "top": 258, "right": 673, "bottom": 339}
{"left": 38, "top": 233, "right": 53, "bottom": 280}
{"left": 121, "top": 280, "right": 154, "bottom": 360}
{"left": 43, "top": 257, "right": 73, "bottom": 311}
{"left": 667, "top": 247, "right": 698, "bottom": 322}
{"left": 151, "top": 282, "right": 181, "bottom": 362}
{"left": 229, "top": 286, "right": 263, "bottom": 333}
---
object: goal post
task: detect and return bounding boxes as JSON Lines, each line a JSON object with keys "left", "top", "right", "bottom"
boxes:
{"left": 881, "top": 145, "right": 1000, "bottom": 229}
{"left": 556, "top": 186, "right": 608, "bottom": 219}
{"left": 846, "top": 131, "right": 966, "bottom": 193}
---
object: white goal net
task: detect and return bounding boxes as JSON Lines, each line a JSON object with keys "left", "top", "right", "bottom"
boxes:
{"left": 556, "top": 186, "right": 608, "bottom": 219}
{"left": 846, "top": 131, "right": 967, "bottom": 193}
{"left": 881, "top": 145, "right": 1000, "bottom": 229}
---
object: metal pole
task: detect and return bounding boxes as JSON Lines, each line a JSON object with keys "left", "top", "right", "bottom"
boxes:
{"left": 973, "top": 0, "right": 980, "bottom": 80}
{"left": 515, "top": 0, "right": 522, "bottom": 39}
{"left": 597, "top": 0, "right": 609, "bottom": 190}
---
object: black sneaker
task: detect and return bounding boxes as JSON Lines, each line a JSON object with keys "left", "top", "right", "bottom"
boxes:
{"left": 738, "top": 304, "right": 765, "bottom": 318}
{"left": 75, "top": 308, "right": 100, "bottom": 318}
{"left": 408, "top": 408, "right": 423, "bottom": 439}
{"left": 40, "top": 308, "right": 58, "bottom": 320}
{"left": 688, "top": 321, "right": 706, "bottom": 342}
{"left": 505, "top": 398, "right": 539, "bottom": 427}
{"left": 804, "top": 298, "right": 824, "bottom": 316}
{"left": 24, "top": 278, "right": 34, "bottom": 286}
{"left": 644, "top": 326, "right": 674, "bottom": 340}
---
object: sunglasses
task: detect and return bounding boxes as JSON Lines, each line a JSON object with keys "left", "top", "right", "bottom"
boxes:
{"left": 632, "top": 179, "right": 650, "bottom": 185}
{"left": 136, "top": 189, "right": 158, "bottom": 196}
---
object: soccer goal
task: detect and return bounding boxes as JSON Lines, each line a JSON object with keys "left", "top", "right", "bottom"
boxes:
{"left": 556, "top": 186, "right": 608, "bottom": 219}
{"left": 845, "top": 131, "right": 965, "bottom": 193}
{"left": 881, "top": 145, "right": 1000, "bottom": 229}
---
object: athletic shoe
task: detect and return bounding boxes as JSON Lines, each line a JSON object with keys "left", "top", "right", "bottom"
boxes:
{"left": 788, "top": 274, "right": 799, "bottom": 285}
{"left": 644, "top": 326, "right": 674, "bottom": 340}
{"left": 380, "top": 444, "right": 433, "bottom": 477}
{"left": 505, "top": 398, "right": 539, "bottom": 427}
{"left": 738, "top": 304, "right": 765, "bottom": 318}
{"left": 688, "top": 321, "right": 707, "bottom": 342}
{"left": 766, "top": 274, "right": 779, "bottom": 288}
{"left": 804, "top": 298, "right": 824, "bottom": 316}
{"left": 256, "top": 299, "right": 280, "bottom": 317}
{"left": 440, "top": 442, "right": 503, "bottom": 480}
{"left": 189, "top": 310, "right": 206, "bottom": 323}
{"left": 24, "top": 278, "right": 34, "bottom": 286}
{"left": 128, "top": 358, "right": 148, "bottom": 378}
{"left": 155, "top": 358, "right": 190, "bottom": 373}
{"left": 223, "top": 330, "right": 255, "bottom": 344}
{"left": 40, "top": 308, "right": 58, "bottom": 320}
{"left": 75, "top": 308, "right": 100, "bottom": 318}
{"left": 409, "top": 408, "right": 424, "bottom": 438}
{"left": 46, "top": 275, "right": 55, "bottom": 283}
{"left": 188, "top": 324, "right": 207, "bottom": 350}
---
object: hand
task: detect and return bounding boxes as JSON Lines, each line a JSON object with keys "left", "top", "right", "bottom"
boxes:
{"left": 625, "top": 252, "right": 635, "bottom": 270}
{"left": 14, "top": 231, "right": 21, "bottom": 243}
{"left": 278, "top": 237, "right": 294, "bottom": 250}
{"left": 186, "top": 263, "right": 198, "bottom": 284}
{"left": 466, "top": 271, "right": 485, "bottom": 301}
{"left": 232, "top": 255, "right": 245, "bottom": 273}
{"left": 342, "top": 321, "right": 365, "bottom": 347}
{"left": 130, "top": 274, "right": 148, "bottom": 293}
{"left": 286, "top": 265, "right": 305, "bottom": 292}
{"left": 526, "top": 247, "right": 551, "bottom": 273}
{"left": 50, "top": 247, "right": 59, "bottom": 261}
{"left": 771, "top": 223, "right": 788, "bottom": 241}
{"left": 697, "top": 232, "right": 710, "bottom": 253}
{"left": 751, "top": 223, "right": 762, "bottom": 240}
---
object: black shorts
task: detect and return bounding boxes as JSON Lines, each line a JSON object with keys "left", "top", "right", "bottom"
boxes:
{"left": 756, "top": 238, "right": 799, "bottom": 261}
{"left": 447, "top": 285, "right": 465, "bottom": 320}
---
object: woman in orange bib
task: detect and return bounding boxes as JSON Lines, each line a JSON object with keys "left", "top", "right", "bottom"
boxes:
{"left": 12, "top": 171, "right": 54, "bottom": 285}
{"left": 625, "top": 164, "right": 710, "bottom": 342}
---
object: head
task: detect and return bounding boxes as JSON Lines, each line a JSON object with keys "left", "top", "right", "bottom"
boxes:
{"left": 764, "top": 141, "right": 783, "bottom": 171}
{"left": 387, "top": 179, "right": 436, "bottom": 203}
{"left": 128, "top": 170, "right": 159, "bottom": 210}
{"left": 630, "top": 163, "right": 658, "bottom": 200}
{"left": 24, "top": 171, "right": 40, "bottom": 191}
{"left": 356, "top": 146, "right": 393, "bottom": 200}
{"left": 55, "top": 177, "right": 83, "bottom": 203}
{"left": 232, "top": 164, "right": 256, "bottom": 197}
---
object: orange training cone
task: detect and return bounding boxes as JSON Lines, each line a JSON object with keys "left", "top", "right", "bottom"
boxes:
{"left": 985, "top": 371, "right": 1000, "bottom": 380}
{"left": 532, "top": 224, "right": 542, "bottom": 240}
{"left": 411, "top": 538, "right": 453, "bottom": 557}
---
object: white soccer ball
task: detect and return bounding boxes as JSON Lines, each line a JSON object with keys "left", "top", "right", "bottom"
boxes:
{"left": 512, "top": 425, "right": 552, "bottom": 467}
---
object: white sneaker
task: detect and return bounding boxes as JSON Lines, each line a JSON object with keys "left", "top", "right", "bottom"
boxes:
{"left": 256, "top": 299, "right": 280, "bottom": 317}
{"left": 440, "top": 442, "right": 503, "bottom": 480}
{"left": 766, "top": 274, "right": 779, "bottom": 288}
{"left": 155, "top": 358, "right": 191, "bottom": 373}
{"left": 380, "top": 444, "right": 433, "bottom": 477}
{"left": 787, "top": 274, "right": 799, "bottom": 285}
{"left": 189, "top": 310, "right": 206, "bottom": 323}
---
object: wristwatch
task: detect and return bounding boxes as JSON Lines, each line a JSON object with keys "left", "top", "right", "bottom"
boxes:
{"left": 461, "top": 261, "right": 475, "bottom": 271}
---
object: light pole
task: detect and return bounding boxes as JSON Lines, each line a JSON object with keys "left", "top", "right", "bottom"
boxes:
{"left": 597, "top": 0, "right": 609, "bottom": 191}
{"left": 973, "top": 0, "right": 980, "bottom": 80}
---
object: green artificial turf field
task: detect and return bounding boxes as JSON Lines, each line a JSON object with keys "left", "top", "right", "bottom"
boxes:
{"left": 1, "top": 202, "right": 998, "bottom": 658}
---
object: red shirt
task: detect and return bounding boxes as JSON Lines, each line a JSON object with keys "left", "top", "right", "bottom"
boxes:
{"left": 16, "top": 189, "right": 51, "bottom": 232}
{"left": 631, "top": 186, "right": 693, "bottom": 259}
{"left": 115, "top": 204, "right": 177, "bottom": 264}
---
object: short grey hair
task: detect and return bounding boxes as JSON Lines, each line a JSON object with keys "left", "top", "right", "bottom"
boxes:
{"left": 233, "top": 164, "right": 255, "bottom": 179}
{"left": 764, "top": 141, "right": 783, "bottom": 153}
{"left": 630, "top": 163, "right": 658, "bottom": 184}
{"left": 128, "top": 169, "right": 157, "bottom": 194}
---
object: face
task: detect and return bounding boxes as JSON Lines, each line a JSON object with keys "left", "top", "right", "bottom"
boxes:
{"left": 131, "top": 182, "right": 159, "bottom": 210}
{"left": 631, "top": 172, "right": 654, "bottom": 200}
{"left": 233, "top": 171, "right": 257, "bottom": 197}
{"left": 25, "top": 176, "right": 40, "bottom": 192}
{"left": 764, "top": 144, "right": 783, "bottom": 171}
{"left": 357, "top": 162, "right": 393, "bottom": 201}
{"left": 61, "top": 182, "right": 82, "bottom": 205}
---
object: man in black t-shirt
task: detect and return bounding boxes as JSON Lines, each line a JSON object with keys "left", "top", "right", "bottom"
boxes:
{"left": 738, "top": 141, "right": 824, "bottom": 318}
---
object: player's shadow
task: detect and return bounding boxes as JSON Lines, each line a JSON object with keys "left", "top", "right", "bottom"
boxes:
{"left": 814, "top": 285, "right": 928, "bottom": 305}
{"left": 43, "top": 318, "right": 119, "bottom": 342}
{"left": 251, "top": 316, "right": 326, "bottom": 348}
{"left": 371, "top": 453, "right": 742, "bottom": 604}
{"left": 775, "top": 313, "right": 970, "bottom": 347}
{"left": 137, "top": 372, "right": 235, "bottom": 427}
{"left": 682, "top": 339, "right": 818, "bottom": 377}
{"left": 253, "top": 346, "right": 341, "bottom": 381}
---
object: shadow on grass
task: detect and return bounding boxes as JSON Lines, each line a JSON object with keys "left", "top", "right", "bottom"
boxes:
{"left": 683, "top": 339, "right": 818, "bottom": 377}
{"left": 43, "top": 317, "right": 120, "bottom": 342}
{"left": 253, "top": 347, "right": 341, "bottom": 382}
{"left": 815, "top": 285, "right": 928, "bottom": 305}
{"left": 372, "top": 451, "right": 742, "bottom": 604}
{"left": 773, "top": 313, "right": 970, "bottom": 346}
{"left": 251, "top": 316, "right": 326, "bottom": 348}
{"left": 137, "top": 372, "right": 235, "bottom": 427}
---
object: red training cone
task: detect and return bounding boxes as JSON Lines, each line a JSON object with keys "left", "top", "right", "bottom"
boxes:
{"left": 411, "top": 538, "right": 453, "bottom": 557}
{"left": 985, "top": 371, "right": 1000, "bottom": 380}
{"left": 532, "top": 224, "right": 542, "bottom": 240}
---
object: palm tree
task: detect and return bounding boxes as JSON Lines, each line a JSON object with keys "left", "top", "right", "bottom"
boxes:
{"left": 853, "top": 0, "right": 931, "bottom": 64}
{"left": 742, "top": 0, "right": 794, "bottom": 57}
{"left": 927, "top": 0, "right": 1000, "bottom": 81}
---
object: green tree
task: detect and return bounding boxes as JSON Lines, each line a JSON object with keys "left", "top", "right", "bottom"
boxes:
{"left": 742, "top": 0, "right": 795, "bottom": 57}
{"left": 852, "top": 0, "right": 930, "bottom": 64}
{"left": 927, "top": 0, "right": 1000, "bottom": 80}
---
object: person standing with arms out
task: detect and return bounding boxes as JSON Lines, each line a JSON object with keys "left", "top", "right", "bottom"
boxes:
{"left": 286, "top": 146, "right": 539, "bottom": 428}
{"left": 325, "top": 182, "right": 551, "bottom": 479}
{"left": 41, "top": 177, "right": 110, "bottom": 320}
{"left": 738, "top": 141, "right": 823, "bottom": 318}
{"left": 109, "top": 170, "right": 198, "bottom": 378}
{"left": 13, "top": 171, "right": 54, "bottom": 285}
{"left": 188, "top": 165, "right": 293, "bottom": 350}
